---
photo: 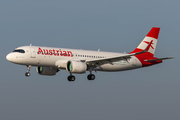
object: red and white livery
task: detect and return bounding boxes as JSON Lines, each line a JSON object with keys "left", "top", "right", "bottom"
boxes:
{"left": 6, "top": 27, "right": 173, "bottom": 81}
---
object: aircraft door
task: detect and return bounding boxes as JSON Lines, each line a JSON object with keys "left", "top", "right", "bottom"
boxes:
{"left": 30, "top": 46, "right": 36, "bottom": 58}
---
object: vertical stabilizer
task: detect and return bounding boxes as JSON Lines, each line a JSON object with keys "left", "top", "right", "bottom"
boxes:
{"left": 130, "top": 27, "right": 160, "bottom": 57}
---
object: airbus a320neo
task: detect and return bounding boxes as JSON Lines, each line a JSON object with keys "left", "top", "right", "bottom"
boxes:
{"left": 6, "top": 27, "right": 173, "bottom": 81}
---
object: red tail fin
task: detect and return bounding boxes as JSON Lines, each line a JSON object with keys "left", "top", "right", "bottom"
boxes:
{"left": 130, "top": 27, "right": 160, "bottom": 58}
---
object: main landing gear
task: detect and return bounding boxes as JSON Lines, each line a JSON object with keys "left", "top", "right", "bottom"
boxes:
{"left": 87, "top": 74, "right": 95, "bottom": 80}
{"left": 25, "top": 65, "right": 31, "bottom": 77}
{"left": 67, "top": 74, "right": 95, "bottom": 82}
{"left": 67, "top": 69, "right": 96, "bottom": 82}
{"left": 67, "top": 74, "right": 75, "bottom": 82}
{"left": 87, "top": 69, "right": 95, "bottom": 80}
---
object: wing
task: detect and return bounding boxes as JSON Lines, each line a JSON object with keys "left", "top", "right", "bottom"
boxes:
{"left": 86, "top": 41, "right": 152, "bottom": 67}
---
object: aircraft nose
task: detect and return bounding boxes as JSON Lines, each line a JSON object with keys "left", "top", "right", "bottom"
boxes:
{"left": 6, "top": 53, "right": 24, "bottom": 64}
{"left": 6, "top": 53, "right": 13, "bottom": 62}
{"left": 6, "top": 53, "right": 11, "bottom": 61}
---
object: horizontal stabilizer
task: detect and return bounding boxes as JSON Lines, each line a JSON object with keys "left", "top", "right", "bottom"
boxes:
{"left": 144, "top": 57, "right": 174, "bottom": 62}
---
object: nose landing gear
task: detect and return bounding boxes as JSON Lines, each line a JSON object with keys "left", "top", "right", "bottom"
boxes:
{"left": 25, "top": 72, "right": 30, "bottom": 77}
{"left": 25, "top": 65, "right": 31, "bottom": 77}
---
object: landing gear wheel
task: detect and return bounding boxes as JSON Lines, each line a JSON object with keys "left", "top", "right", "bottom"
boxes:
{"left": 68, "top": 75, "right": 75, "bottom": 82}
{"left": 25, "top": 72, "right": 30, "bottom": 77}
{"left": 25, "top": 65, "right": 31, "bottom": 77}
{"left": 87, "top": 74, "right": 95, "bottom": 80}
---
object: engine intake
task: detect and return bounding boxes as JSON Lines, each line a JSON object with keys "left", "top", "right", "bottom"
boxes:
{"left": 66, "top": 61, "right": 87, "bottom": 73}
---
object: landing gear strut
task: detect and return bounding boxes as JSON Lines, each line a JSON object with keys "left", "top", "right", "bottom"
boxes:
{"left": 25, "top": 65, "right": 31, "bottom": 77}
{"left": 87, "top": 68, "right": 95, "bottom": 80}
{"left": 67, "top": 74, "right": 75, "bottom": 82}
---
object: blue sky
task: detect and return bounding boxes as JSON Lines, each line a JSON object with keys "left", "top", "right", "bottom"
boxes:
{"left": 0, "top": 0, "right": 179, "bottom": 120}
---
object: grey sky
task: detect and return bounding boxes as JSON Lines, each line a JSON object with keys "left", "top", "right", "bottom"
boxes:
{"left": 0, "top": 0, "right": 179, "bottom": 120}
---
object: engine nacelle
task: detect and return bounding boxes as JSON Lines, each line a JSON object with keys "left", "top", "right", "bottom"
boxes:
{"left": 66, "top": 61, "right": 87, "bottom": 73}
{"left": 55, "top": 59, "right": 68, "bottom": 69}
{"left": 36, "top": 67, "right": 58, "bottom": 76}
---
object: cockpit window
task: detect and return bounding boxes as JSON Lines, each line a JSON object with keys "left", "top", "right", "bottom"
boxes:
{"left": 13, "top": 49, "right": 25, "bottom": 53}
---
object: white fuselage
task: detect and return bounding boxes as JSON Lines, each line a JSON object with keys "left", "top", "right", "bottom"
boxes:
{"left": 6, "top": 27, "right": 169, "bottom": 81}
{"left": 6, "top": 46, "right": 142, "bottom": 72}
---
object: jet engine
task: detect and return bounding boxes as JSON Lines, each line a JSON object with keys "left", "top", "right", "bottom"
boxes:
{"left": 36, "top": 67, "right": 58, "bottom": 75}
{"left": 66, "top": 61, "right": 87, "bottom": 73}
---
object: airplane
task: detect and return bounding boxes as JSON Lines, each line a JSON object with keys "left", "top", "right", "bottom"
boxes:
{"left": 6, "top": 27, "right": 173, "bottom": 81}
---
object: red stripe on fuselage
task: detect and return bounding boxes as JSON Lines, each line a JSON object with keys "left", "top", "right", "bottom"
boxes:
{"left": 135, "top": 56, "right": 162, "bottom": 67}
{"left": 129, "top": 48, "right": 162, "bottom": 67}
{"left": 130, "top": 48, "right": 154, "bottom": 57}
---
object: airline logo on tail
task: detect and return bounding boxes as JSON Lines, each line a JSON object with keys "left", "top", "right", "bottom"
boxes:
{"left": 143, "top": 40, "right": 154, "bottom": 49}
{"left": 130, "top": 27, "right": 160, "bottom": 57}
